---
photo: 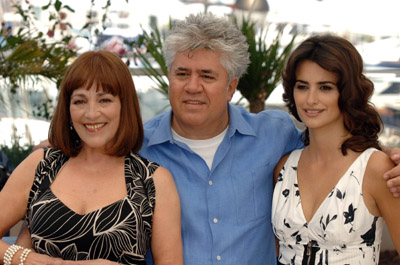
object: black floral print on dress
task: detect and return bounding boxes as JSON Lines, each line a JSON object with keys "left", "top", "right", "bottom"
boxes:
{"left": 361, "top": 217, "right": 379, "bottom": 247}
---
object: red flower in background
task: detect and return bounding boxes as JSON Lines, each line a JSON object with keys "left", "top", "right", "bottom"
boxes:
{"left": 59, "top": 11, "right": 67, "bottom": 20}
{"left": 47, "top": 29, "right": 54, "bottom": 37}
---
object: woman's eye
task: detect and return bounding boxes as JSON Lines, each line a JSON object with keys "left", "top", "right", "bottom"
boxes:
{"left": 72, "top": 99, "right": 85, "bottom": 105}
{"left": 295, "top": 84, "right": 307, "bottom": 90}
{"left": 100, "top": 98, "right": 112, "bottom": 103}
{"left": 320, "top": 85, "right": 332, "bottom": 91}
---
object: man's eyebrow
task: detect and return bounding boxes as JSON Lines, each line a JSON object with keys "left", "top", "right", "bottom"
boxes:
{"left": 173, "top": 67, "right": 219, "bottom": 77}
{"left": 200, "top": 69, "right": 219, "bottom": 76}
{"left": 173, "top": 66, "right": 189, "bottom": 72}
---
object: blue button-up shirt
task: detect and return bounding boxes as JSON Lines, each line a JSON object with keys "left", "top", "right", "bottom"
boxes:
{"left": 140, "top": 103, "right": 303, "bottom": 265}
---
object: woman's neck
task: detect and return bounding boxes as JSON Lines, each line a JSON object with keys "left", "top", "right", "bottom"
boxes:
{"left": 74, "top": 146, "right": 123, "bottom": 165}
{"left": 306, "top": 126, "right": 352, "bottom": 162}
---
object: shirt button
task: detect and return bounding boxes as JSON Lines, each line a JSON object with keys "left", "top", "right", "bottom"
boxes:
{"left": 208, "top": 180, "right": 213, "bottom": 186}
{"left": 217, "top": 255, "right": 221, "bottom": 261}
{"left": 213, "top": 218, "right": 218, "bottom": 223}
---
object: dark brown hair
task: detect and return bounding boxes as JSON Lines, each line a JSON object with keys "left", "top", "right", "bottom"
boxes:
{"left": 49, "top": 50, "right": 143, "bottom": 157}
{"left": 282, "top": 34, "right": 382, "bottom": 155}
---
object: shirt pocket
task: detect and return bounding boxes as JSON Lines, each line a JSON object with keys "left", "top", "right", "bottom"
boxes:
{"left": 231, "top": 164, "right": 273, "bottom": 224}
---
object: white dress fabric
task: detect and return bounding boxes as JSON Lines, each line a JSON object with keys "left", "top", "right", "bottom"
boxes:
{"left": 272, "top": 148, "right": 384, "bottom": 265}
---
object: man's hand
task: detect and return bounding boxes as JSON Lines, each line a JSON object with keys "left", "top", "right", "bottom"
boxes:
{"left": 32, "top": 139, "right": 51, "bottom": 152}
{"left": 383, "top": 147, "right": 400, "bottom": 197}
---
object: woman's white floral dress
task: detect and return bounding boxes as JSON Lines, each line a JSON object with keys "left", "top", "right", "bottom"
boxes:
{"left": 272, "top": 148, "right": 384, "bottom": 265}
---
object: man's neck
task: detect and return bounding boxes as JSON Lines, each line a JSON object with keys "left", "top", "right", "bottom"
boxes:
{"left": 171, "top": 119, "right": 229, "bottom": 140}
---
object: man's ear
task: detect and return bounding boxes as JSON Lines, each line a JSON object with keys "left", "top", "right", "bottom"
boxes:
{"left": 227, "top": 77, "right": 238, "bottom": 102}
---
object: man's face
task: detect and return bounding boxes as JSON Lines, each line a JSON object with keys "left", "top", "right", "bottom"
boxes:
{"left": 168, "top": 48, "right": 238, "bottom": 139}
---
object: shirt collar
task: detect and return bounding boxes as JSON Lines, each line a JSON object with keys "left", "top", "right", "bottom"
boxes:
{"left": 146, "top": 110, "right": 174, "bottom": 147}
{"left": 227, "top": 103, "right": 256, "bottom": 137}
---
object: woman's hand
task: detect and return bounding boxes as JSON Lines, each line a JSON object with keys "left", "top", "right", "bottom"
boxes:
{"left": 17, "top": 251, "right": 62, "bottom": 265}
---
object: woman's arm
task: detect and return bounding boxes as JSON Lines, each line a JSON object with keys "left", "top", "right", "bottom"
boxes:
{"left": 150, "top": 166, "right": 183, "bottom": 265}
{"left": 0, "top": 149, "right": 58, "bottom": 264}
{"left": 14, "top": 221, "right": 32, "bottom": 248}
{"left": 273, "top": 154, "right": 290, "bottom": 185}
{"left": 273, "top": 154, "right": 290, "bottom": 259}
{"left": 364, "top": 150, "right": 400, "bottom": 253}
{"left": 0, "top": 149, "right": 43, "bottom": 237}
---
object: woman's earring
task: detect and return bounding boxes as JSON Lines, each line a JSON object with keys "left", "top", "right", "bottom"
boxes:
{"left": 70, "top": 123, "right": 74, "bottom": 131}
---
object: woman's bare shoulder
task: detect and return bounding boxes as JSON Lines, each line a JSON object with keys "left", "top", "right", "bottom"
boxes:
{"left": 367, "top": 150, "right": 394, "bottom": 177}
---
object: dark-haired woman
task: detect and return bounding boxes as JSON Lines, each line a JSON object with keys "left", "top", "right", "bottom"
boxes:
{"left": 272, "top": 34, "right": 400, "bottom": 265}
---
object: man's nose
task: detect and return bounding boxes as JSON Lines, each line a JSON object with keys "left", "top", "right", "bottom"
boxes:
{"left": 185, "top": 75, "right": 202, "bottom": 93}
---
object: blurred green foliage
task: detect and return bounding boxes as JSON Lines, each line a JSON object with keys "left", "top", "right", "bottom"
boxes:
{"left": 235, "top": 17, "right": 296, "bottom": 113}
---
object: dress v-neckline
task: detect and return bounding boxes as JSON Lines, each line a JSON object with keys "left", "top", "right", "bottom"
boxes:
{"left": 48, "top": 188, "right": 128, "bottom": 217}
{"left": 48, "top": 154, "right": 129, "bottom": 217}
{"left": 294, "top": 149, "right": 364, "bottom": 224}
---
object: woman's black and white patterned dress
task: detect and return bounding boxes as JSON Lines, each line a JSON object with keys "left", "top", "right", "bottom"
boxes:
{"left": 272, "top": 148, "right": 384, "bottom": 265}
{"left": 26, "top": 148, "right": 158, "bottom": 265}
